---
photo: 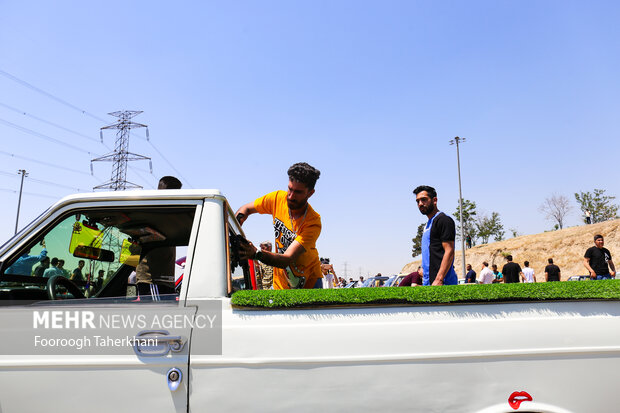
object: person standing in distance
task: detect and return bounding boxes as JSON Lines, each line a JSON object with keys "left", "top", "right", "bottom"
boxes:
{"left": 502, "top": 255, "right": 523, "bottom": 283}
{"left": 413, "top": 185, "right": 458, "bottom": 286}
{"left": 522, "top": 261, "right": 536, "bottom": 283}
{"left": 479, "top": 262, "right": 494, "bottom": 284}
{"left": 235, "top": 162, "right": 323, "bottom": 289}
{"left": 584, "top": 234, "right": 616, "bottom": 280}
{"left": 465, "top": 263, "right": 476, "bottom": 283}
{"left": 544, "top": 258, "right": 561, "bottom": 282}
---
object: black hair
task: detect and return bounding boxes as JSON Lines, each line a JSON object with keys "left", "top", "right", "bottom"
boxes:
{"left": 548, "top": 258, "right": 554, "bottom": 264}
{"left": 158, "top": 176, "right": 182, "bottom": 190}
{"left": 594, "top": 234, "right": 604, "bottom": 241}
{"left": 51, "top": 257, "right": 59, "bottom": 266}
{"left": 287, "top": 162, "right": 320, "bottom": 190}
{"left": 413, "top": 185, "right": 437, "bottom": 198}
{"left": 524, "top": 261, "right": 530, "bottom": 267}
{"left": 505, "top": 255, "right": 513, "bottom": 261}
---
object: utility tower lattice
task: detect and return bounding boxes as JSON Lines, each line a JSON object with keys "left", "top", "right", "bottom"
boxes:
{"left": 91, "top": 111, "right": 152, "bottom": 191}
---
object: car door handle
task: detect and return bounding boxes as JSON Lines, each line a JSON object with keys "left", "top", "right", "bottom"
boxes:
{"left": 133, "top": 330, "right": 186, "bottom": 357}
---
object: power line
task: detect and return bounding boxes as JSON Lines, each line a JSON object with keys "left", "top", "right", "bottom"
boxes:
{"left": 146, "top": 140, "right": 193, "bottom": 188}
{"left": 0, "top": 149, "right": 92, "bottom": 176}
{"left": 0, "top": 187, "right": 58, "bottom": 200}
{"left": 0, "top": 68, "right": 192, "bottom": 188}
{"left": 27, "top": 176, "right": 89, "bottom": 192}
{"left": 0, "top": 69, "right": 108, "bottom": 124}
{"left": 128, "top": 165, "right": 156, "bottom": 189}
{"left": 0, "top": 117, "right": 101, "bottom": 156}
{"left": 0, "top": 170, "right": 90, "bottom": 192}
{"left": 0, "top": 101, "right": 100, "bottom": 143}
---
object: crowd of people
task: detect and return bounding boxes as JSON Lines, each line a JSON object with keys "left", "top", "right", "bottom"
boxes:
{"left": 4, "top": 167, "right": 614, "bottom": 293}
{"left": 243, "top": 170, "right": 618, "bottom": 290}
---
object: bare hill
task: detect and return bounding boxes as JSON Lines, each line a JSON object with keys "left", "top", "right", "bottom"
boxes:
{"left": 402, "top": 219, "right": 620, "bottom": 281}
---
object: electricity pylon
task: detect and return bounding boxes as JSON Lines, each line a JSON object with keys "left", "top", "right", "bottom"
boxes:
{"left": 92, "top": 110, "right": 151, "bottom": 191}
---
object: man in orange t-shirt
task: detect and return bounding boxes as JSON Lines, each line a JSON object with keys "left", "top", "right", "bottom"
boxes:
{"left": 235, "top": 162, "right": 323, "bottom": 289}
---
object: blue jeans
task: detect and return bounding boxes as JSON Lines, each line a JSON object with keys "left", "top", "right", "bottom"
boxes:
{"left": 596, "top": 274, "right": 612, "bottom": 280}
{"left": 313, "top": 278, "right": 324, "bottom": 289}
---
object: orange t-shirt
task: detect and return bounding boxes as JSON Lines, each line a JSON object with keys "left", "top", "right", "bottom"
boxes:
{"left": 254, "top": 190, "right": 322, "bottom": 289}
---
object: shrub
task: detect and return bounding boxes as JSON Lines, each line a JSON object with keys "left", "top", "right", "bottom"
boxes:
{"left": 231, "top": 280, "right": 620, "bottom": 309}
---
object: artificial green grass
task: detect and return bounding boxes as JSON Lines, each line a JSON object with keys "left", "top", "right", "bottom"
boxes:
{"left": 231, "top": 279, "right": 620, "bottom": 309}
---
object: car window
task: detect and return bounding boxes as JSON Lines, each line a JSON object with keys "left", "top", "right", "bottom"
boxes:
{"left": 226, "top": 214, "right": 253, "bottom": 295}
{"left": 0, "top": 205, "right": 197, "bottom": 304}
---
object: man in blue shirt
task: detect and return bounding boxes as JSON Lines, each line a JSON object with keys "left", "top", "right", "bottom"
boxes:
{"left": 5, "top": 240, "right": 47, "bottom": 275}
{"left": 413, "top": 185, "right": 458, "bottom": 286}
{"left": 465, "top": 264, "right": 476, "bottom": 283}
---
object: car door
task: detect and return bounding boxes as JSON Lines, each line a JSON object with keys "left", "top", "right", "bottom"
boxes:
{"left": 0, "top": 199, "right": 202, "bottom": 413}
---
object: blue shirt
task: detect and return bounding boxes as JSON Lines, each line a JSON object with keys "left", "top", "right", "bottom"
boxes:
{"left": 43, "top": 267, "right": 65, "bottom": 278}
{"left": 5, "top": 249, "right": 48, "bottom": 275}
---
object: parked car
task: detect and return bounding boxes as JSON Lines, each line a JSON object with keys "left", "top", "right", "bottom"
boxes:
{"left": 360, "top": 276, "right": 390, "bottom": 287}
{"left": 567, "top": 275, "right": 591, "bottom": 281}
{"left": 384, "top": 274, "right": 406, "bottom": 287}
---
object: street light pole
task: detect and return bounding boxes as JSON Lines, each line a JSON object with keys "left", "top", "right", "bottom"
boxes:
{"left": 449, "top": 137, "right": 467, "bottom": 278}
{"left": 15, "top": 169, "right": 28, "bottom": 235}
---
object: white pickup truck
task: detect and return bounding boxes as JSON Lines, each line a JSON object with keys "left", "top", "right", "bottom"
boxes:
{"left": 0, "top": 189, "right": 618, "bottom": 413}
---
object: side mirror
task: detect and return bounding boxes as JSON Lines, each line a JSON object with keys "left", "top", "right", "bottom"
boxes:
{"left": 73, "top": 245, "right": 115, "bottom": 262}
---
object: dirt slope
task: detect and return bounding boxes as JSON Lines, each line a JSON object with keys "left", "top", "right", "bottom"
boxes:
{"left": 402, "top": 219, "right": 620, "bottom": 281}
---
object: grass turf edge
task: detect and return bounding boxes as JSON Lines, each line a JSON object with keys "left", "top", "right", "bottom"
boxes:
{"left": 231, "top": 279, "right": 620, "bottom": 309}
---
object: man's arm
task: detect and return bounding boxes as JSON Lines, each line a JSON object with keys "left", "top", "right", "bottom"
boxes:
{"left": 544, "top": 270, "right": 549, "bottom": 282}
{"left": 432, "top": 241, "right": 454, "bottom": 286}
{"left": 533, "top": 271, "right": 536, "bottom": 283}
{"left": 583, "top": 257, "right": 596, "bottom": 278}
{"left": 234, "top": 202, "right": 258, "bottom": 226}
{"left": 609, "top": 259, "right": 616, "bottom": 277}
{"left": 238, "top": 239, "right": 306, "bottom": 269}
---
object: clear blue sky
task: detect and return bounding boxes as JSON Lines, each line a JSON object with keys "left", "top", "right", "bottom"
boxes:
{"left": 1, "top": 0, "right": 619, "bottom": 278}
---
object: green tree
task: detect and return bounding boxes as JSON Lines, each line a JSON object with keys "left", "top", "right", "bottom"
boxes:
{"left": 411, "top": 223, "right": 425, "bottom": 258}
{"left": 475, "top": 212, "right": 504, "bottom": 244}
{"left": 574, "top": 189, "right": 619, "bottom": 223}
{"left": 453, "top": 199, "right": 477, "bottom": 246}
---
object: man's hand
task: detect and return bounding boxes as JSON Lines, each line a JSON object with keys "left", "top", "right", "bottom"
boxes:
{"left": 237, "top": 239, "right": 258, "bottom": 261}
{"left": 235, "top": 212, "right": 247, "bottom": 226}
{"left": 432, "top": 240, "right": 454, "bottom": 286}
{"left": 583, "top": 257, "right": 596, "bottom": 279}
{"left": 234, "top": 203, "right": 258, "bottom": 226}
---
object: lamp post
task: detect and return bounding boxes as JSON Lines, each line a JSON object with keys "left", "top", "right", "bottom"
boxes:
{"left": 449, "top": 137, "right": 467, "bottom": 278}
{"left": 15, "top": 169, "right": 28, "bottom": 234}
